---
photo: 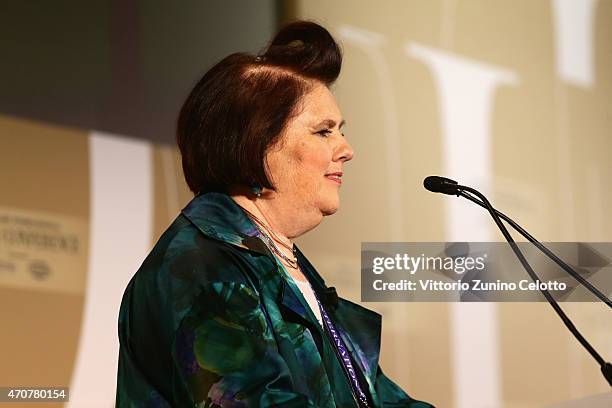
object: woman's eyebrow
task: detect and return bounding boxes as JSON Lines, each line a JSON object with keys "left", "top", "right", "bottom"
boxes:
{"left": 313, "top": 119, "right": 346, "bottom": 129}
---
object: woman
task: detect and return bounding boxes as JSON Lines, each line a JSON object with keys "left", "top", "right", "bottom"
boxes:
{"left": 116, "top": 21, "right": 433, "bottom": 408}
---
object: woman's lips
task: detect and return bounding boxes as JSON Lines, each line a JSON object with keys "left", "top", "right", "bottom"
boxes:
{"left": 325, "top": 173, "right": 342, "bottom": 185}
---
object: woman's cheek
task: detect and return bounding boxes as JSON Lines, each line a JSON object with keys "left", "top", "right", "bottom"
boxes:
{"left": 309, "top": 144, "right": 333, "bottom": 168}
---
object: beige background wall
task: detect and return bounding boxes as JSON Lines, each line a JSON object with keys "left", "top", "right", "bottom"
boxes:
{"left": 290, "top": 1, "right": 612, "bottom": 408}
{"left": 0, "top": 1, "right": 611, "bottom": 407}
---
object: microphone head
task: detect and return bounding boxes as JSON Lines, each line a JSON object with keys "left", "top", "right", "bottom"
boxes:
{"left": 423, "top": 176, "right": 459, "bottom": 195}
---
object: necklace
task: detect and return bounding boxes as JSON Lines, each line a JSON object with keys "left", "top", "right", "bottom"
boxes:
{"left": 258, "top": 226, "right": 299, "bottom": 269}
{"left": 238, "top": 205, "right": 298, "bottom": 268}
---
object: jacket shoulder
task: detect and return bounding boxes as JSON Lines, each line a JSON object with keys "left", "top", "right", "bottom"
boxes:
{"left": 119, "top": 214, "right": 266, "bottom": 350}
{"left": 138, "top": 214, "right": 261, "bottom": 287}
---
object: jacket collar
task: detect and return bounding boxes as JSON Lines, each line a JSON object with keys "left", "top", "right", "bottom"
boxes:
{"left": 180, "top": 192, "right": 271, "bottom": 255}
{"left": 180, "top": 191, "right": 332, "bottom": 314}
{"left": 180, "top": 193, "right": 336, "bottom": 295}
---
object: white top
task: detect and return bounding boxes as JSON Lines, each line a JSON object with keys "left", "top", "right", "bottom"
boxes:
{"left": 293, "top": 279, "right": 323, "bottom": 326}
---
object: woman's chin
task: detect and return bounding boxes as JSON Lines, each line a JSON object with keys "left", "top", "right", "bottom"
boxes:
{"left": 319, "top": 200, "right": 340, "bottom": 216}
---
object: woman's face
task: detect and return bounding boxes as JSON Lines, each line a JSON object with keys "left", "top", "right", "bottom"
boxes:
{"left": 265, "top": 82, "right": 354, "bottom": 226}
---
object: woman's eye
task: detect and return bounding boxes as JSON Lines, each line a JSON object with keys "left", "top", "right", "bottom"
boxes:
{"left": 316, "top": 129, "right": 332, "bottom": 137}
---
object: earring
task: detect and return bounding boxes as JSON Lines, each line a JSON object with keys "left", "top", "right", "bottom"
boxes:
{"left": 251, "top": 184, "right": 262, "bottom": 198}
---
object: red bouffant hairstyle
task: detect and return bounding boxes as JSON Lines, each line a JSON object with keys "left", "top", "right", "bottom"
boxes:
{"left": 176, "top": 21, "right": 343, "bottom": 195}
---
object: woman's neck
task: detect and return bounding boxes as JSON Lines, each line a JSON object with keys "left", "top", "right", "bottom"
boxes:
{"left": 229, "top": 190, "right": 314, "bottom": 280}
{"left": 228, "top": 185, "right": 323, "bottom": 239}
{"left": 230, "top": 193, "right": 294, "bottom": 245}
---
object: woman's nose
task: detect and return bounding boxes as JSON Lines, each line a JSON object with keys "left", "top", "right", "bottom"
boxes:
{"left": 333, "top": 135, "right": 354, "bottom": 162}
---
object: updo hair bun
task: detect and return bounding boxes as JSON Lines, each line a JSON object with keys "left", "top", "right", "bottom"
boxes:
{"left": 262, "top": 20, "right": 342, "bottom": 86}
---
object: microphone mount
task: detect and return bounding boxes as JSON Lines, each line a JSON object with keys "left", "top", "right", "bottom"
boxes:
{"left": 424, "top": 175, "right": 612, "bottom": 387}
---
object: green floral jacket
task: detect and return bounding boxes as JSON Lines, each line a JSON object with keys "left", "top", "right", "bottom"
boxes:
{"left": 116, "top": 192, "right": 433, "bottom": 407}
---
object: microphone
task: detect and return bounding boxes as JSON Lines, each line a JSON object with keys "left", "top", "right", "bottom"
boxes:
{"left": 423, "top": 175, "right": 460, "bottom": 195}
{"left": 424, "top": 175, "right": 612, "bottom": 387}
{"left": 322, "top": 287, "right": 339, "bottom": 310}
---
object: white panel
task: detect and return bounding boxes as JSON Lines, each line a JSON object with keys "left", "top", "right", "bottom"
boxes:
{"left": 407, "top": 43, "right": 519, "bottom": 408}
{"left": 551, "top": 0, "right": 597, "bottom": 87}
{"left": 407, "top": 43, "right": 518, "bottom": 240}
{"left": 68, "top": 132, "right": 153, "bottom": 407}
